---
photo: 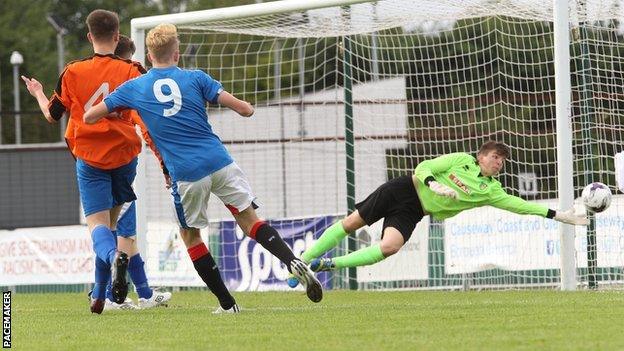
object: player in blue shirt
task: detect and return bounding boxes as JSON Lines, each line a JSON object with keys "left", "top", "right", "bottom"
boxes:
{"left": 92, "top": 35, "right": 172, "bottom": 310}
{"left": 84, "top": 23, "right": 322, "bottom": 311}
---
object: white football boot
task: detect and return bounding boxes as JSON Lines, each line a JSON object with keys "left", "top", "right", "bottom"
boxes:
{"left": 104, "top": 297, "right": 139, "bottom": 310}
{"left": 290, "top": 258, "right": 323, "bottom": 303}
{"left": 212, "top": 304, "right": 241, "bottom": 314}
{"left": 138, "top": 290, "right": 172, "bottom": 309}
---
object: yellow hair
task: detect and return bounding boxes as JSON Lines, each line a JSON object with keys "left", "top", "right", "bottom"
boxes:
{"left": 146, "top": 23, "right": 179, "bottom": 62}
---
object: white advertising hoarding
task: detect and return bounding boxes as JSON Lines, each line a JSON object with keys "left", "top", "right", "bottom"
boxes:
{"left": 356, "top": 216, "right": 430, "bottom": 282}
{"left": 144, "top": 221, "right": 206, "bottom": 287}
{"left": 444, "top": 196, "right": 624, "bottom": 274}
{"left": 0, "top": 226, "right": 92, "bottom": 285}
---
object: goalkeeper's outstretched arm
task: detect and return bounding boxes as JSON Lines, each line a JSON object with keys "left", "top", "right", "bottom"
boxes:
{"left": 552, "top": 209, "right": 588, "bottom": 226}
{"left": 490, "top": 191, "right": 588, "bottom": 226}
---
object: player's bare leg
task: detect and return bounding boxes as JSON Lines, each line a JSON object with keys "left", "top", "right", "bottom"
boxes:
{"left": 341, "top": 210, "right": 368, "bottom": 232}
{"left": 179, "top": 227, "right": 202, "bottom": 247}
{"left": 108, "top": 205, "right": 122, "bottom": 231}
{"left": 117, "top": 236, "right": 138, "bottom": 256}
{"left": 378, "top": 228, "right": 405, "bottom": 257}
{"left": 86, "top": 209, "right": 111, "bottom": 233}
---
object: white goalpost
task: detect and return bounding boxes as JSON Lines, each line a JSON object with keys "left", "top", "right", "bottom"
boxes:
{"left": 131, "top": 0, "right": 624, "bottom": 292}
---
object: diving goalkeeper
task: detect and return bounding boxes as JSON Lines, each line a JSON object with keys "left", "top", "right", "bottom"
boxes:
{"left": 288, "top": 141, "right": 588, "bottom": 281}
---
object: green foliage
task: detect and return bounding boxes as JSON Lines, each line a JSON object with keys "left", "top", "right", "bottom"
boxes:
{"left": 0, "top": 0, "right": 262, "bottom": 143}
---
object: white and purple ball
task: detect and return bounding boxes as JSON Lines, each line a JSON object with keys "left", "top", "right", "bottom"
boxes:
{"left": 581, "top": 182, "right": 612, "bottom": 213}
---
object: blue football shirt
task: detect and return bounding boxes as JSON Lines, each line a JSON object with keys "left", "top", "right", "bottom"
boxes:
{"left": 104, "top": 66, "right": 233, "bottom": 182}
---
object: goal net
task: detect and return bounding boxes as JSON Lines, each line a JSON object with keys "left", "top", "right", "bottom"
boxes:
{"left": 132, "top": 0, "right": 624, "bottom": 291}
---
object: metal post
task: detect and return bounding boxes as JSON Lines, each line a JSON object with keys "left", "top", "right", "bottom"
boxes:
{"left": 130, "top": 26, "right": 148, "bottom": 260}
{"left": 56, "top": 33, "right": 65, "bottom": 75}
{"left": 12, "top": 65, "right": 20, "bottom": 144}
{"left": 275, "top": 39, "right": 288, "bottom": 217}
{"left": 576, "top": 0, "right": 598, "bottom": 290}
{"left": 10, "top": 51, "right": 23, "bottom": 144}
{"left": 0, "top": 71, "right": 3, "bottom": 144}
{"left": 553, "top": 0, "right": 577, "bottom": 290}
{"left": 56, "top": 32, "right": 66, "bottom": 140}
{"left": 298, "top": 38, "right": 306, "bottom": 137}
{"left": 47, "top": 15, "right": 67, "bottom": 141}
{"left": 343, "top": 35, "right": 357, "bottom": 290}
{"left": 370, "top": 3, "right": 379, "bottom": 81}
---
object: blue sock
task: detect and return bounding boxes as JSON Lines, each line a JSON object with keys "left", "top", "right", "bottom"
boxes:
{"left": 92, "top": 257, "right": 110, "bottom": 300}
{"left": 128, "top": 254, "right": 153, "bottom": 299}
{"left": 91, "top": 225, "right": 117, "bottom": 265}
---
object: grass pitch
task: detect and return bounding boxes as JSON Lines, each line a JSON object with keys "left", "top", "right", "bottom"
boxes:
{"left": 12, "top": 289, "right": 624, "bottom": 350}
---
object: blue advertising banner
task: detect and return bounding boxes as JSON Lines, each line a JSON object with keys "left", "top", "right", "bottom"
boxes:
{"left": 219, "top": 216, "right": 336, "bottom": 291}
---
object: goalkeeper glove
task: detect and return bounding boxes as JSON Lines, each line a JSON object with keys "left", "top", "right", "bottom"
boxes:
{"left": 554, "top": 208, "right": 589, "bottom": 226}
{"left": 429, "top": 181, "right": 458, "bottom": 199}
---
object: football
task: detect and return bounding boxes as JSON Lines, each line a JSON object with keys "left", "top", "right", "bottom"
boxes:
{"left": 581, "top": 182, "right": 612, "bottom": 213}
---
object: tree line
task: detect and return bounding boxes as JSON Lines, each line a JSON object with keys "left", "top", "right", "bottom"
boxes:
{"left": 0, "top": 0, "right": 262, "bottom": 143}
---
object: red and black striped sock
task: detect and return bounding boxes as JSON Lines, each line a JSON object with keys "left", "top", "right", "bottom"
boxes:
{"left": 187, "top": 243, "right": 235, "bottom": 310}
{"left": 250, "top": 221, "right": 296, "bottom": 271}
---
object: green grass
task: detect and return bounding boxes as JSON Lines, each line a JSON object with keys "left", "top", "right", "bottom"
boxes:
{"left": 11, "top": 290, "right": 624, "bottom": 350}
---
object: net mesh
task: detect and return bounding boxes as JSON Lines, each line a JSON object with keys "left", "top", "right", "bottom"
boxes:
{"left": 137, "top": 0, "right": 624, "bottom": 291}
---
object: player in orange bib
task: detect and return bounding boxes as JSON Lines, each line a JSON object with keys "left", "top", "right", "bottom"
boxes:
{"left": 80, "top": 34, "right": 171, "bottom": 311}
{"left": 22, "top": 9, "right": 144, "bottom": 314}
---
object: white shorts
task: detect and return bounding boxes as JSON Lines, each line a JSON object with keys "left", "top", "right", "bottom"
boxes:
{"left": 171, "top": 162, "right": 256, "bottom": 228}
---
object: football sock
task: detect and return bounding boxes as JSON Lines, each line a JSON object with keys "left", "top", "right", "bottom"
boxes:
{"left": 128, "top": 254, "right": 153, "bottom": 299}
{"left": 301, "top": 221, "right": 348, "bottom": 263}
{"left": 250, "top": 222, "right": 296, "bottom": 269}
{"left": 93, "top": 257, "right": 111, "bottom": 300}
{"left": 333, "top": 244, "right": 385, "bottom": 268}
{"left": 188, "top": 243, "right": 235, "bottom": 310}
{"left": 91, "top": 225, "right": 117, "bottom": 265}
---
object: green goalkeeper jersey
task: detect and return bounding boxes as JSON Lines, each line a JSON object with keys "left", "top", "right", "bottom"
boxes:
{"left": 413, "top": 152, "right": 549, "bottom": 220}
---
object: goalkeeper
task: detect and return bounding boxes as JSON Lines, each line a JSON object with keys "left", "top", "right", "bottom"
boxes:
{"left": 289, "top": 141, "right": 588, "bottom": 281}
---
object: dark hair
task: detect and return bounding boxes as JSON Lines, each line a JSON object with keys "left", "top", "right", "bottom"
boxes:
{"left": 86, "top": 9, "right": 119, "bottom": 41}
{"left": 115, "top": 34, "right": 136, "bottom": 59}
{"left": 478, "top": 141, "right": 510, "bottom": 158}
